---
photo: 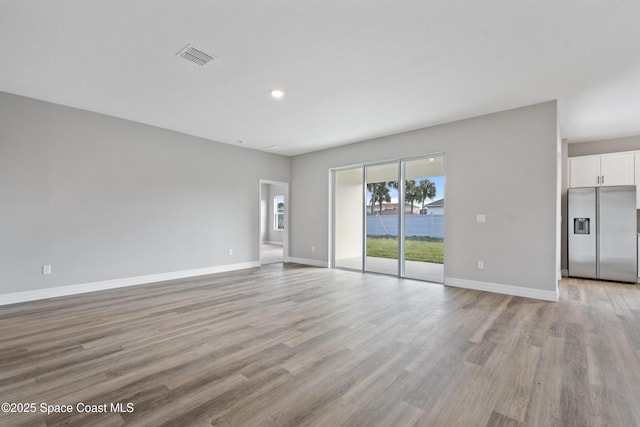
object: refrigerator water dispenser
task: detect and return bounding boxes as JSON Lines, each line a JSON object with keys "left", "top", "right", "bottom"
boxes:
{"left": 574, "top": 218, "right": 590, "bottom": 235}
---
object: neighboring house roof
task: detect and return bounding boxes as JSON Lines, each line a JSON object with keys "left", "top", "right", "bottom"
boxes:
{"left": 425, "top": 198, "right": 444, "bottom": 208}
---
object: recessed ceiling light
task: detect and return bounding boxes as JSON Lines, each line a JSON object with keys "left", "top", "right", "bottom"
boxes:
{"left": 270, "top": 89, "right": 285, "bottom": 99}
{"left": 429, "top": 158, "right": 435, "bottom": 162}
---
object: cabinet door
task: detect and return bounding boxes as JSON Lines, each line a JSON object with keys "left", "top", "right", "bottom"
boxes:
{"left": 600, "top": 153, "right": 634, "bottom": 186}
{"left": 569, "top": 156, "right": 600, "bottom": 188}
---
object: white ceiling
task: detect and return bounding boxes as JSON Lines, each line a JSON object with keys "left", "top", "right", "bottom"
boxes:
{"left": 1, "top": 1, "right": 639, "bottom": 156}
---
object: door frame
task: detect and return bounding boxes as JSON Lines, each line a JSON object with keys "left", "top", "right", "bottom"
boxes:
{"left": 258, "top": 179, "right": 289, "bottom": 265}
{"left": 330, "top": 153, "right": 446, "bottom": 282}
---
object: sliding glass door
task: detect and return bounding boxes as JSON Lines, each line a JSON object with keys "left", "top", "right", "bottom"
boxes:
{"left": 332, "top": 154, "right": 445, "bottom": 283}
{"left": 365, "top": 163, "right": 400, "bottom": 276}
{"left": 402, "top": 156, "right": 445, "bottom": 282}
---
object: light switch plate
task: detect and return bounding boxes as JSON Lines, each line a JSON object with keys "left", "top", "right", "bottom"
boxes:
{"left": 476, "top": 214, "right": 486, "bottom": 223}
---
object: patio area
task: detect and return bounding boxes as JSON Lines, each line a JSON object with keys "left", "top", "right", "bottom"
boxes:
{"left": 335, "top": 256, "right": 444, "bottom": 283}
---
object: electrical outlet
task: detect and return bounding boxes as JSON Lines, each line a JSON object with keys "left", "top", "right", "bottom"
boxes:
{"left": 228, "top": 249, "right": 233, "bottom": 256}
{"left": 311, "top": 246, "right": 315, "bottom": 252}
{"left": 477, "top": 261, "right": 484, "bottom": 270}
{"left": 476, "top": 214, "right": 486, "bottom": 223}
{"left": 42, "top": 265, "right": 52, "bottom": 275}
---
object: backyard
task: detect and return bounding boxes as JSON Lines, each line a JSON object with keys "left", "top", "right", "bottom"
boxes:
{"left": 366, "top": 235, "right": 444, "bottom": 264}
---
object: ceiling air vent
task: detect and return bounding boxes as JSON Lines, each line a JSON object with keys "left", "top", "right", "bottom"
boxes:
{"left": 176, "top": 44, "right": 216, "bottom": 66}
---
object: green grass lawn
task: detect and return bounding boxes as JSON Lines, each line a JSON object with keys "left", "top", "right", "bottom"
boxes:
{"left": 366, "top": 236, "right": 444, "bottom": 264}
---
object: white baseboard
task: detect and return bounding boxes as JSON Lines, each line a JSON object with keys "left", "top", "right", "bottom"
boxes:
{"left": 0, "top": 261, "right": 260, "bottom": 306}
{"left": 444, "top": 277, "right": 559, "bottom": 302}
{"left": 263, "top": 241, "right": 283, "bottom": 246}
{"left": 288, "top": 257, "right": 329, "bottom": 268}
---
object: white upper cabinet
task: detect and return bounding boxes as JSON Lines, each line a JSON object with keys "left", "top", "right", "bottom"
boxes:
{"left": 600, "top": 153, "right": 635, "bottom": 186}
{"left": 569, "top": 152, "right": 634, "bottom": 188}
{"left": 569, "top": 156, "right": 600, "bottom": 188}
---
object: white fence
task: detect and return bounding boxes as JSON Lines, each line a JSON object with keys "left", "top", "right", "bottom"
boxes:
{"left": 366, "top": 214, "right": 444, "bottom": 238}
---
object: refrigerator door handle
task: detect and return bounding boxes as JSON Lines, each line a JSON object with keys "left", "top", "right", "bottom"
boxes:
{"left": 597, "top": 175, "right": 600, "bottom": 184}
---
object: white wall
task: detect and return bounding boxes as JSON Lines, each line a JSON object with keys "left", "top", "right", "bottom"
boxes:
{"left": 0, "top": 92, "right": 289, "bottom": 296}
{"left": 290, "top": 101, "right": 559, "bottom": 299}
{"left": 334, "top": 168, "right": 364, "bottom": 263}
{"left": 568, "top": 134, "right": 640, "bottom": 157}
{"left": 0, "top": 92, "right": 559, "bottom": 302}
{"left": 560, "top": 139, "right": 569, "bottom": 274}
{"left": 260, "top": 183, "right": 269, "bottom": 242}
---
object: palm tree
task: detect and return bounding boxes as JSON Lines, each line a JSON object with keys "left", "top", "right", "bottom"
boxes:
{"left": 367, "top": 182, "right": 391, "bottom": 214}
{"left": 417, "top": 179, "right": 437, "bottom": 211}
{"left": 389, "top": 180, "right": 419, "bottom": 214}
{"left": 405, "top": 180, "right": 420, "bottom": 214}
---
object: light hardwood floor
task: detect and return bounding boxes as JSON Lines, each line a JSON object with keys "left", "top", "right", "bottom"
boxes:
{"left": 1, "top": 264, "right": 639, "bottom": 426}
{"left": 260, "top": 243, "right": 283, "bottom": 265}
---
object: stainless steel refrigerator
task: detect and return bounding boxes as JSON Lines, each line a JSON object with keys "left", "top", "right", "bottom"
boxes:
{"left": 568, "top": 186, "right": 637, "bottom": 283}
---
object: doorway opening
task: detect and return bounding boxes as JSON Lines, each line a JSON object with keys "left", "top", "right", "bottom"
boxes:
{"left": 259, "top": 180, "right": 289, "bottom": 265}
{"left": 332, "top": 154, "right": 445, "bottom": 283}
